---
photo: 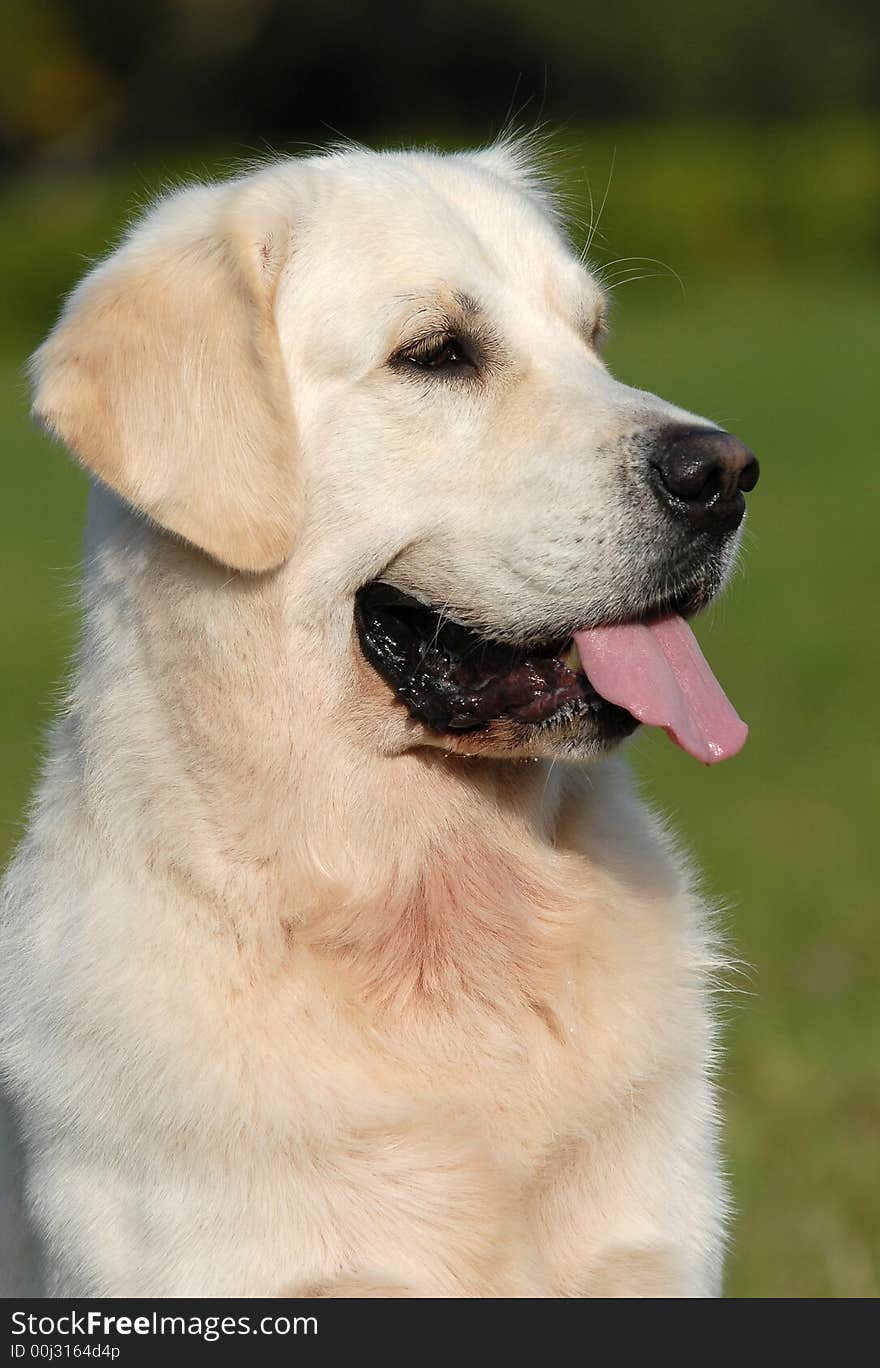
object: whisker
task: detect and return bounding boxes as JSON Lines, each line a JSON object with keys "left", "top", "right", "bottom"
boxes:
{"left": 595, "top": 255, "right": 686, "bottom": 298}
{"left": 604, "top": 272, "right": 668, "bottom": 291}
{"left": 413, "top": 597, "right": 454, "bottom": 671}
{"left": 540, "top": 756, "right": 560, "bottom": 808}
{"left": 583, "top": 146, "right": 617, "bottom": 261}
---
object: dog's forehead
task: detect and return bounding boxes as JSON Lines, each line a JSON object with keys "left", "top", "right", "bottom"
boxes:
{"left": 291, "top": 149, "right": 603, "bottom": 325}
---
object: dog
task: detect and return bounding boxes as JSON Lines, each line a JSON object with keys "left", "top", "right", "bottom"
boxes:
{"left": 0, "top": 141, "right": 758, "bottom": 1297}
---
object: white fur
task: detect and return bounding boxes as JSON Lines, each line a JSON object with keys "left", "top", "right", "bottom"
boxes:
{"left": 0, "top": 144, "right": 736, "bottom": 1297}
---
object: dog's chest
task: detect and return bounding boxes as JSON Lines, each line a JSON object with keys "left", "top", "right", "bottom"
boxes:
{"left": 10, "top": 805, "right": 693, "bottom": 1295}
{"left": 229, "top": 837, "right": 674, "bottom": 1176}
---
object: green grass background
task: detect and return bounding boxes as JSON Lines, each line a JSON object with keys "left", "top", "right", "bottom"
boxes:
{"left": 1, "top": 124, "right": 878, "bottom": 1297}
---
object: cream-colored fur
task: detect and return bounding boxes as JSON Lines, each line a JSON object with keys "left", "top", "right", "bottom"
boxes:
{"left": 1, "top": 143, "right": 735, "bottom": 1297}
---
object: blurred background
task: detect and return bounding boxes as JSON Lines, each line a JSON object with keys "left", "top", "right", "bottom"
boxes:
{"left": 1, "top": 0, "right": 877, "bottom": 1298}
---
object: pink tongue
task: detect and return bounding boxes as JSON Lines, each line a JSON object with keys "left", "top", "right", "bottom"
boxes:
{"left": 573, "top": 616, "right": 747, "bottom": 765}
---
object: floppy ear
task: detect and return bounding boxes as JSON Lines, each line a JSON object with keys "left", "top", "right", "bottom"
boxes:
{"left": 30, "top": 180, "right": 299, "bottom": 572}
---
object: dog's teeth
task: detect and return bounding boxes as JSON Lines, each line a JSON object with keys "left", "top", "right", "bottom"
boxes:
{"left": 561, "top": 641, "right": 582, "bottom": 673}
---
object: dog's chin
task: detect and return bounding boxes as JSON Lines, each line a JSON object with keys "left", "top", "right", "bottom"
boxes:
{"left": 353, "top": 576, "right": 718, "bottom": 762}
{"left": 419, "top": 697, "right": 640, "bottom": 762}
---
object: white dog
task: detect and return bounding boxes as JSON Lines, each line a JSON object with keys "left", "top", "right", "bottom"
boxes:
{"left": 0, "top": 141, "right": 758, "bottom": 1297}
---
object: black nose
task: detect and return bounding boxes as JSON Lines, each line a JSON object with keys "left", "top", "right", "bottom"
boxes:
{"left": 650, "top": 427, "right": 759, "bottom": 533}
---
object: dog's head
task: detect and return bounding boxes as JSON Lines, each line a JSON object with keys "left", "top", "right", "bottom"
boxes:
{"left": 31, "top": 143, "right": 758, "bottom": 766}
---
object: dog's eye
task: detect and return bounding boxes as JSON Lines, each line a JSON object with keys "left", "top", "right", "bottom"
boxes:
{"left": 397, "top": 333, "right": 474, "bottom": 374}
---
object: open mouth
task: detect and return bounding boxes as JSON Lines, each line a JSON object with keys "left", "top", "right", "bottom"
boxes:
{"left": 354, "top": 582, "right": 633, "bottom": 735}
{"left": 355, "top": 582, "right": 748, "bottom": 765}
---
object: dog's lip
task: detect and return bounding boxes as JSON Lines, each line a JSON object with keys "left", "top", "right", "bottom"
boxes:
{"left": 359, "top": 580, "right": 707, "bottom": 645}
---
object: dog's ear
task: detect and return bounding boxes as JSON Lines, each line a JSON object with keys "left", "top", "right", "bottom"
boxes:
{"left": 30, "top": 180, "right": 299, "bottom": 573}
